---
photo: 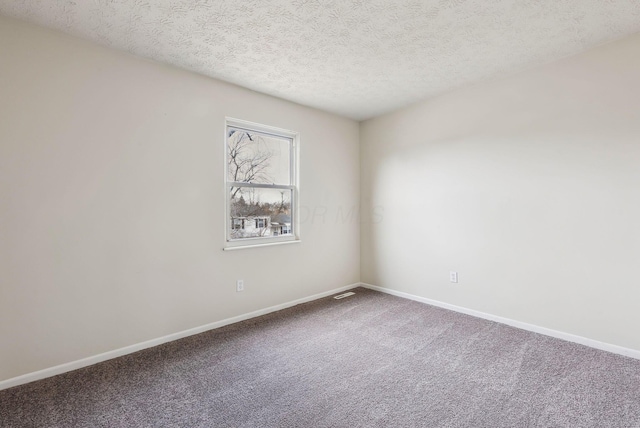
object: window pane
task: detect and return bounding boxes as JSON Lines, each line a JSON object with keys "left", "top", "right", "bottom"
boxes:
{"left": 229, "top": 187, "right": 292, "bottom": 240}
{"left": 227, "top": 127, "right": 291, "bottom": 185}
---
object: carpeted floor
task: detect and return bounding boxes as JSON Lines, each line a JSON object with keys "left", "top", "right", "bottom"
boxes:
{"left": 1, "top": 287, "right": 640, "bottom": 427}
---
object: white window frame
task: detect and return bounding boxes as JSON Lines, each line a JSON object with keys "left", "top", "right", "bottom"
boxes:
{"left": 224, "top": 118, "right": 300, "bottom": 250}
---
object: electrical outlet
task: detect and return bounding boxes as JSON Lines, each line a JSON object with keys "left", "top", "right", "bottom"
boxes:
{"left": 236, "top": 279, "right": 244, "bottom": 292}
{"left": 450, "top": 271, "right": 458, "bottom": 283}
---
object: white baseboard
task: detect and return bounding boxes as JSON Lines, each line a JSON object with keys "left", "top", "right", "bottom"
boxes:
{"left": 0, "top": 283, "right": 360, "bottom": 391}
{"left": 360, "top": 282, "right": 640, "bottom": 360}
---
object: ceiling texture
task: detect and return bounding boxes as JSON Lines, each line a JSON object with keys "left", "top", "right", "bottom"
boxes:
{"left": 1, "top": 1, "right": 640, "bottom": 120}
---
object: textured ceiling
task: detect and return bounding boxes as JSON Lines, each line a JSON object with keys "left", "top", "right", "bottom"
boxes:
{"left": 1, "top": 1, "right": 640, "bottom": 120}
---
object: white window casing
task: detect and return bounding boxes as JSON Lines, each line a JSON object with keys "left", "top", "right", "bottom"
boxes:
{"left": 224, "top": 118, "right": 300, "bottom": 250}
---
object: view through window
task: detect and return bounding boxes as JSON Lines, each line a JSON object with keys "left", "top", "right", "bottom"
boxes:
{"left": 225, "top": 119, "right": 298, "bottom": 247}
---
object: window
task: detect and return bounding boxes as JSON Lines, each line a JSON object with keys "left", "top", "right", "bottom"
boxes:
{"left": 271, "top": 224, "right": 291, "bottom": 237}
{"left": 225, "top": 118, "right": 298, "bottom": 248}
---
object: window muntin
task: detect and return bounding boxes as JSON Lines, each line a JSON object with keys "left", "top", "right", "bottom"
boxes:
{"left": 225, "top": 119, "right": 298, "bottom": 247}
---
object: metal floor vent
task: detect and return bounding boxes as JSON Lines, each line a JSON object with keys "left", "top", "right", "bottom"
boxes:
{"left": 333, "top": 291, "right": 356, "bottom": 300}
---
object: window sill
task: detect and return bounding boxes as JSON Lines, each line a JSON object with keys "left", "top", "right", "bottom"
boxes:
{"left": 223, "top": 239, "right": 301, "bottom": 251}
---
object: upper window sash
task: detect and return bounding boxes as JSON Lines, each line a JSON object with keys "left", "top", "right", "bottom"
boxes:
{"left": 227, "top": 125, "right": 294, "bottom": 186}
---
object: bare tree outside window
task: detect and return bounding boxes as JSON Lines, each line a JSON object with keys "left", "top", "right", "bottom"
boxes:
{"left": 227, "top": 129, "right": 272, "bottom": 199}
{"left": 225, "top": 121, "right": 297, "bottom": 245}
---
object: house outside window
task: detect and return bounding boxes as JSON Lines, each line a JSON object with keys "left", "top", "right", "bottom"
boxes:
{"left": 270, "top": 213, "right": 292, "bottom": 237}
{"left": 225, "top": 118, "right": 299, "bottom": 248}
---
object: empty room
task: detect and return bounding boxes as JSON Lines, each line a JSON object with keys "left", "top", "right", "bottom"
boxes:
{"left": 1, "top": 1, "right": 640, "bottom": 427}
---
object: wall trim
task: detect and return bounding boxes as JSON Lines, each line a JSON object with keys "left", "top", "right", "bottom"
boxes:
{"left": 7, "top": 281, "right": 636, "bottom": 391}
{"left": 360, "top": 282, "right": 640, "bottom": 361}
{"left": 0, "top": 283, "right": 360, "bottom": 391}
